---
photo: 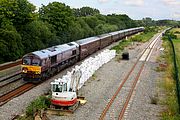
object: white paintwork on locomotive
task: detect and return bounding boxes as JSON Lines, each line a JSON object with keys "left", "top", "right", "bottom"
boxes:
{"left": 32, "top": 42, "right": 79, "bottom": 59}
{"left": 32, "top": 50, "right": 49, "bottom": 59}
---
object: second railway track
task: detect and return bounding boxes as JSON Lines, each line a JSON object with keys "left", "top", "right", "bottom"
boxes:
{"left": 0, "top": 83, "right": 36, "bottom": 106}
{"left": 99, "top": 32, "right": 163, "bottom": 120}
{"left": 0, "top": 71, "right": 22, "bottom": 88}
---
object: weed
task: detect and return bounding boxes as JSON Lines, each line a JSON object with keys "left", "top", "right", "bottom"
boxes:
{"left": 26, "top": 96, "right": 51, "bottom": 117}
{"left": 92, "top": 73, "right": 96, "bottom": 80}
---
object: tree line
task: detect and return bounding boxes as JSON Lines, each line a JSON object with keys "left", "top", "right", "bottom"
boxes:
{"left": 0, "top": 0, "right": 179, "bottom": 63}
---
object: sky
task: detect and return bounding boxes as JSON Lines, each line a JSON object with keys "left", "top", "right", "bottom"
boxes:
{"left": 29, "top": 0, "right": 180, "bottom": 20}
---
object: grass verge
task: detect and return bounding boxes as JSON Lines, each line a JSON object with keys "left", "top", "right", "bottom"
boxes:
{"left": 111, "top": 31, "right": 156, "bottom": 54}
{"left": 160, "top": 28, "right": 180, "bottom": 120}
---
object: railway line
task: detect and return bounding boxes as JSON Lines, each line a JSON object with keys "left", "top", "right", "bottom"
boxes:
{"left": 0, "top": 83, "right": 35, "bottom": 106}
{"left": 0, "top": 60, "right": 21, "bottom": 71}
{"left": 99, "top": 32, "right": 163, "bottom": 120}
{"left": 0, "top": 71, "right": 21, "bottom": 88}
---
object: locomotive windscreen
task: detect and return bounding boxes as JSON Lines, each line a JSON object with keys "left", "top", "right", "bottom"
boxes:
{"left": 23, "top": 57, "right": 31, "bottom": 65}
{"left": 23, "top": 57, "right": 41, "bottom": 66}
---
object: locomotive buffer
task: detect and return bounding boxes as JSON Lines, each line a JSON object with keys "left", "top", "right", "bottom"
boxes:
{"left": 48, "top": 69, "right": 86, "bottom": 115}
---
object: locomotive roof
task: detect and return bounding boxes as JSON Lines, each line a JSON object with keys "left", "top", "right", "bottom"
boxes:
{"left": 32, "top": 42, "right": 79, "bottom": 59}
{"left": 76, "top": 36, "right": 100, "bottom": 45}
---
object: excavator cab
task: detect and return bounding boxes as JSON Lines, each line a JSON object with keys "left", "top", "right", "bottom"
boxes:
{"left": 52, "top": 83, "right": 67, "bottom": 93}
{"left": 50, "top": 79, "right": 77, "bottom": 106}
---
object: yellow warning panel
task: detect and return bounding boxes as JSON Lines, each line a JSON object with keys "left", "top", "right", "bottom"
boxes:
{"left": 21, "top": 65, "right": 41, "bottom": 74}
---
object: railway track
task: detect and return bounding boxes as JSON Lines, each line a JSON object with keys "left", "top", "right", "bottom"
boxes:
{"left": 0, "top": 83, "right": 36, "bottom": 106}
{"left": 0, "top": 71, "right": 21, "bottom": 88}
{"left": 0, "top": 60, "right": 21, "bottom": 71}
{"left": 99, "top": 32, "right": 163, "bottom": 120}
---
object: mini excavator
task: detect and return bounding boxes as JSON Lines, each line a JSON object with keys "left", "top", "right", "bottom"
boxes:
{"left": 49, "top": 69, "right": 86, "bottom": 114}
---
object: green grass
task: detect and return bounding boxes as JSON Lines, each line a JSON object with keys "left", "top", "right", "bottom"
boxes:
{"left": 111, "top": 39, "right": 132, "bottom": 54}
{"left": 111, "top": 31, "right": 156, "bottom": 54}
{"left": 130, "top": 32, "right": 156, "bottom": 42}
{"left": 173, "top": 39, "right": 180, "bottom": 74}
{"left": 171, "top": 28, "right": 180, "bottom": 39}
{"left": 160, "top": 28, "right": 180, "bottom": 120}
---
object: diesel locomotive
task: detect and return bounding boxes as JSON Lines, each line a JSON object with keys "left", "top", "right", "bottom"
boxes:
{"left": 21, "top": 27, "right": 144, "bottom": 82}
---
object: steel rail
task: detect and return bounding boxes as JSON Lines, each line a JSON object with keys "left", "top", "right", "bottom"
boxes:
{"left": 0, "top": 77, "right": 22, "bottom": 88}
{"left": 0, "top": 83, "right": 35, "bottom": 106}
{"left": 99, "top": 33, "right": 162, "bottom": 120}
{"left": 118, "top": 33, "right": 161, "bottom": 120}
{"left": 0, "top": 71, "right": 21, "bottom": 83}
{"left": 0, "top": 60, "right": 21, "bottom": 71}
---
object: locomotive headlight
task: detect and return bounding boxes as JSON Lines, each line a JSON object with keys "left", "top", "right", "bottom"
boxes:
{"left": 22, "top": 67, "right": 28, "bottom": 73}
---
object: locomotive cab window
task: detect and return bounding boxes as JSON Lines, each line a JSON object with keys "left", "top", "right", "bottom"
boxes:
{"left": 23, "top": 57, "right": 31, "bottom": 65}
{"left": 72, "top": 50, "right": 76, "bottom": 56}
{"left": 32, "top": 58, "right": 41, "bottom": 66}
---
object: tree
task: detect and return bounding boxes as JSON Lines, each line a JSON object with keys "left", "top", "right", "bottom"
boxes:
{"left": 0, "top": 21, "right": 23, "bottom": 63}
{"left": 106, "top": 14, "right": 137, "bottom": 29}
{"left": 94, "top": 24, "right": 118, "bottom": 34}
{"left": 82, "top": 16, "right": 106, "bottom": 30}
{"left": 21, "top": 20, "right": 57, "bottom": 53}
{"left": 142, "top": 17, "right": 156, "bottom": 26}
{"left": 77, "top": 17, "right": 95, "bottom": 37}
{"left": 73, "top": 7, "right": 100, "bottom": 17}
{"left": 39, "top": 2, "right": 74, "bottom": 35}
{"left": 0, "top": 0, "right": 36, "bottom": 30}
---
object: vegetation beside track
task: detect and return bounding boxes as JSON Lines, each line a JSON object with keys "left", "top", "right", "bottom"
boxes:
{"left": 160, "top": 28, "right": 180, "bottom": 119}
{"left": 17, "top": 96, "right": 51, "bottom": 120}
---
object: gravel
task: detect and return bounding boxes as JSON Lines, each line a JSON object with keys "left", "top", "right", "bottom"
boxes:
{"left": 125, "top": 37, "right": 165, "bottom": 120}
{"left": 0, "top": 34, "right": 165, "bottom": 120}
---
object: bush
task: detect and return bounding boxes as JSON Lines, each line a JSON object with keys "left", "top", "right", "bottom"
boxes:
{"left": 130, "top": 35, "right": 143, "bottom": 42}
{"left": 26, "top": 96, "right": 51, "bottom": 116}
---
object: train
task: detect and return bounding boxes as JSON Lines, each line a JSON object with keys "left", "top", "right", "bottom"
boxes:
{"left": 21, "top": 27, "right": 144, "bottom": 82}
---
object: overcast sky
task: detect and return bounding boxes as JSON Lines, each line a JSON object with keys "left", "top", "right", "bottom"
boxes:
{"left": 29, "top": 0, "right": 180, "bottom": 20}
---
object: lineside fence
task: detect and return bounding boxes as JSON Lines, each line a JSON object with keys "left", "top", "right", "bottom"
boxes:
{"left": 167, "top": 29, "right": 180, "bottom": 113}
